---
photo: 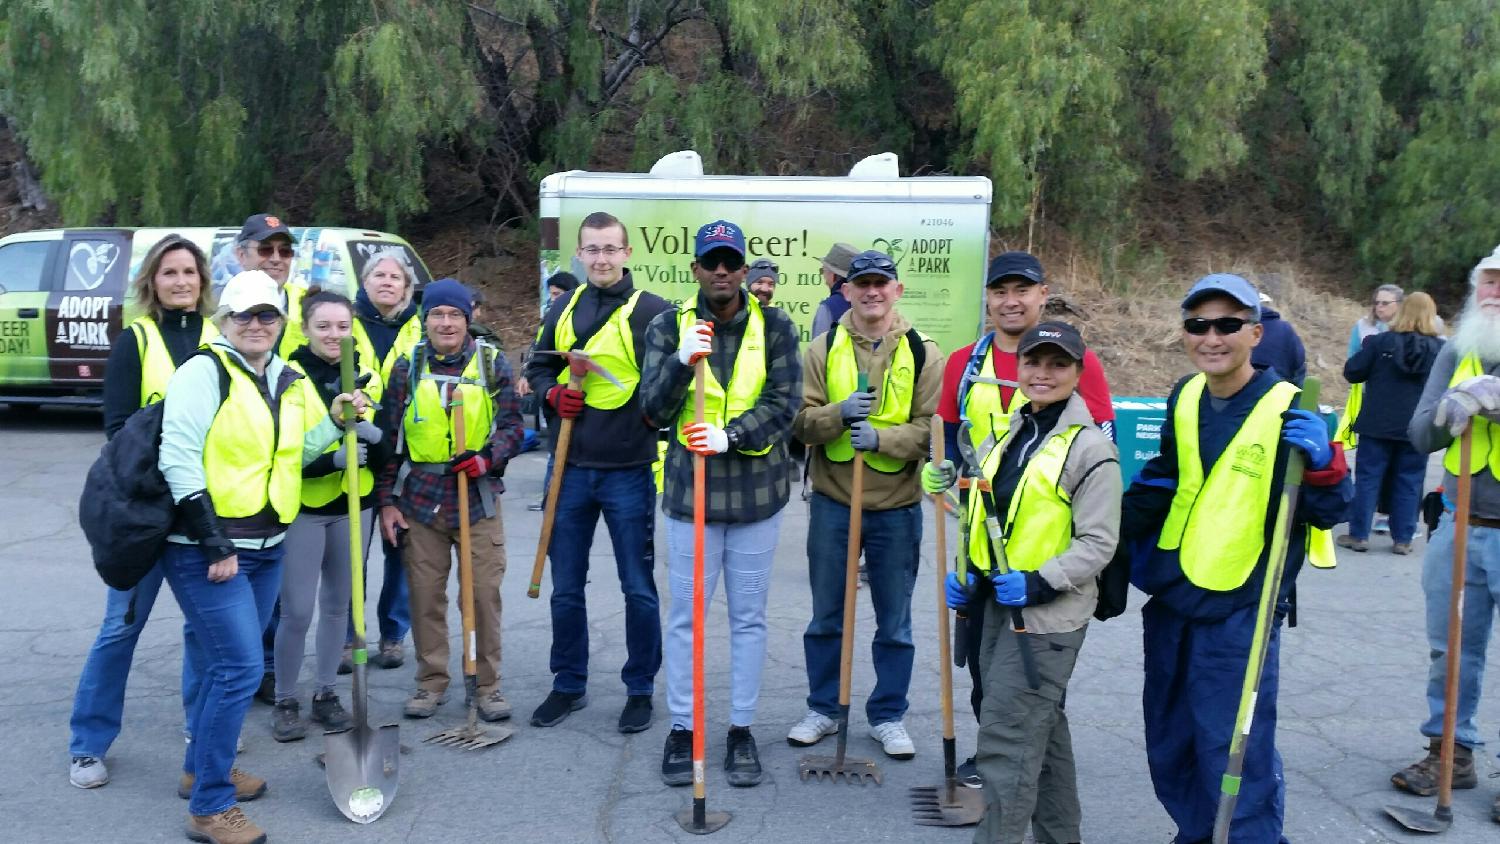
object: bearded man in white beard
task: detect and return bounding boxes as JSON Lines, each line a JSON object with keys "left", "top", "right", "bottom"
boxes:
{"left": 1391, "top": 250, "right": 1500, "bottom": 817}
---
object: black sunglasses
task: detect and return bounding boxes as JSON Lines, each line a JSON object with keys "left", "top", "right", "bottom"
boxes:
{"left": 1183, "top": 316, "right": 1252, "bottom": 336}
{"left": 849, "top": 255, "right": 896, "bottom": 274}
{"left": 230, "top": 310, "right": 283, "bottom": 326}
{"left": 698, "top": 251, "right": 745, "bottom": 272}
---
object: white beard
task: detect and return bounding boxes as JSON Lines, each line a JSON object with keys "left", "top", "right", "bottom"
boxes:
{"left": 1450, "top": 292, "right": 1500, "bottom": 365}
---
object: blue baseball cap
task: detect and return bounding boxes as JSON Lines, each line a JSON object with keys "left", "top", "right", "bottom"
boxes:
{"left": 1181, "top": 273, "right": 1262, "bottom": 320}
{"left": 986, "top": 251, "right": 1044, "bottom": 286}
{"left": 694, "top": 220, "right": 746, "bottom": 258}
{"left": 848, "top": 250, "right": 899, "bottom": 281}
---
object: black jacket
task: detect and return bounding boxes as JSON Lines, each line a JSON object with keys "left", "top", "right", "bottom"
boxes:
{"left": 289, "top": 346, "right": 396, "bottom": 515}
{"left": 1250, "top": 308, "right": 1306, "bottom": 386}
{"left": 102, "top": 309, "right": 207, "bottom": 438}
{"left": 1345, "top": 330, "right": 1443, "bottom": 441}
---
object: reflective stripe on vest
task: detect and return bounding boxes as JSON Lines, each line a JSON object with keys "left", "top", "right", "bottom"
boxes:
{"left": 131, "top": 316, "right": 217, "bottom": 408}
{"left": 352, "top": 314, "right": 423, "bottom": 387}
{"left": 276, "top": 284, "right": 309, "bottom": 358}
{"left": 675, "top": 300, "right": 771, "bottom": 457}
{"left": 403, "top": 344, "right": 495, "bottom": 462}
{"left": 824, "top": 327, "right": 917, "bottom": 473}
{"left": 961, "top": 337, "right": 1028, "bottom": 478}
{"left": 288, "top": 356, "right": 386, "bottom": 508}
{"left": 966, "top": 425, "right": 1081, "bottom": 574}
{"left": 1158, "top": 374, "right": 1299, "bottom": 591}
{"left": 552, "top": 286, "right": 643, "bottom": 410}
{"left": 1443, "top": 355, "right": 1500, "bottom": 479}
{"left": 201, "top": 346, "right": 317, "bottom": 523}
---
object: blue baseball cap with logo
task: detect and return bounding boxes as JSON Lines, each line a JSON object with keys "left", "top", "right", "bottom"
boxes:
{"left": 1181, "top": 273, "right": 1262, "bottom": 320}
{"left": 694, "top": 220, "right": 746, "bottom": 257}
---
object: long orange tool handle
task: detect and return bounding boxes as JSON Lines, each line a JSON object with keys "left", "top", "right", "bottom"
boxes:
{"left": 1439, "top": 427, "right": 1473, "bottom": 815}
{"left": 528, "top": 370, "right": 584, "bottom": 598}
{"left": 452, "top": 390, "right": 477, "bottom": 678}
{"left": 690, "top": 357, "right": 710, "bottom": 825}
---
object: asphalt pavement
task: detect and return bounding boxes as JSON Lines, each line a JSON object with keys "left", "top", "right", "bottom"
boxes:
{"left": 2, "top": 405, "right": 1498, "bottom": 843}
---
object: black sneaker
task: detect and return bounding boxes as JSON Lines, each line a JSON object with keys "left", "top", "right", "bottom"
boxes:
{"left": 527, "top": 498, "right": 545, "bottom": 512}
{"left": 662, "top": 727, "right": 693, "bottom": 786}
{"left": 253, "top": 672, "right": 276, "bottom": 705}
{"left": 618, "top": 695, "right": 652, "bottom": 734}
{"left": 530, "top": 691, "right": 587, "bottom": 727}
{"left": 724, "top": 726, "right": 763, "bottom": 787}
{"left": 272, "top": 700, "right": 305, "bottom": 743}
{"left": 311, "top": 692, "right": 352, "bottom": 731}
{"left": 957, "top": 755, "right": 982, "bottom": 788}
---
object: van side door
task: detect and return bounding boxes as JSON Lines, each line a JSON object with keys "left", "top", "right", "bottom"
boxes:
{"left": 0, "top": 235, "right": 61, "bottom": 388}
{"left": 47, "top": 230, "right": 130, "bottom": 391}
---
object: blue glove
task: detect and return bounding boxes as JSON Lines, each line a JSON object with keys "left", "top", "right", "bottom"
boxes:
{"left": 992, "top": 571, "right": 1028, "bottom": 606}
{"left": 1281, "top": 409, "right": 1331, "bottom": 470}
{"left": 849, "top": 420, "right": 880, "bottom": 452}
{"left": 944, "top": 572, "right": 971, "bottom": 609}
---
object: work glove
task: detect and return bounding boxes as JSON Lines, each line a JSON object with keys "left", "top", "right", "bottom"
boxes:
{"left": 449, "top": 449, "right": 492, "bottom": 479}
{"left": 332, "top": 442, "right": 368, "bottom": 470}
{"left": 1280, "top": 409, "right": 1332, "bottom": 470}
{"left": 353, "top": 419, "right": 383, "bottom": 444}
{"left": 546, "top": 384, "right": 585, "bottom": 419}
{"left": 839, "top": 390, "right": 875, "bottom": 426}
{"left": 677, "top": 320, "right": 714, "bottom": 366}
{"left": 849, "top": 420, "right": 879, "bottom": 452}
{"left": 944, "top": 571, "right": 972, "bottom": 610}
{"left": 992, "top": 571, "right": 1028, "bottom": 607}
{"left": 683, "top": 422, "right": 730, "bottom": 456}
{"left": 1434, "top": 374, "right": 1500, "bottom": 436}
{"left": 922, "top": 459, "right": 957, "bottom": 494}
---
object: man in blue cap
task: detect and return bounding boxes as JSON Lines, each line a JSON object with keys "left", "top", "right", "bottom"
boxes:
{"left": 1120, "top": 273, "right": 1351, "bottom": 842}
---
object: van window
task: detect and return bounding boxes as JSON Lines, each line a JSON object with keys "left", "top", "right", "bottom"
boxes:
{"left": 347, "top": 241, "right": 432, "bottom": 288}
{"left": 0, "top": 241, "right": 53, "bottom": 293}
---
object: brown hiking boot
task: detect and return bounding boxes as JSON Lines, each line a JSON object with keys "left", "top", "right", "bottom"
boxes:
{"left": 370, "top": 639, "right": 405, "bottom": 669}
{"left": 178, "top": 768, "right": 268, "bottom": 801}
{"left": 185, "top": 806, "right": 266, "bottom": 844}
{"left": 1391, "top": 739, "right": 1477, "bottom": 795}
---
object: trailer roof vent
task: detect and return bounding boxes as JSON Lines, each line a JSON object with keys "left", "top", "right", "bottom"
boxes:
{"left": 650, "top": 150, "right": 704, "bottom": 177}
{"left": 848, "top": 153, "right": 900, "bottom": 179}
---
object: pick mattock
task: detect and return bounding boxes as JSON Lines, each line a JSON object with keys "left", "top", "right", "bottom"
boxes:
{"left": 911, "top": 416, "right": 985, "bottom": 825}
{"left": 425, "top": 387, "right": 512, "bottom": 750}
{"left": 526, "top": 354, "right": 589, "bottom": 599}
{"left": 1211, "top": 377, "right": 1321, "bottom": 842}
{"left": 801, "top": 373, "right": 882, "bottom": 786}
{"left": 1384, "top": 424, "right": 1473, "bottom": 835}
{"left": 674, "top": 354, "right": 731, "bottom": 834}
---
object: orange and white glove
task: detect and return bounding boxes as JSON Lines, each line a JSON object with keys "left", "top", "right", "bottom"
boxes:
{"left": 677, "top": 320, "right": 714, "bottom": 366}
{"left": 684, "top": 422, "right": 730, "bottom": 456}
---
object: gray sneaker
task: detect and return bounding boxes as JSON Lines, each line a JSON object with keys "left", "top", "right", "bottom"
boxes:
{"left": 272, "top": 699, "right": 305, "bottom": 743}
{"left": 70, "top": 756, "right": 109, "bottom": 789}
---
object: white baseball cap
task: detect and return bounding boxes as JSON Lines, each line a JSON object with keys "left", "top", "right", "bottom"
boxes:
{"left": 1477, "top": 247, "right": 1500, "bottom": 273}
{"left": 215, "top": 270, "right": 285, "bottom": 319}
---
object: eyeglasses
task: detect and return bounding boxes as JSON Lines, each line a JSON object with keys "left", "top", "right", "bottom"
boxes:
{"left": 1183, "top": 316, "right": 1252, "bottom": 336}
{"left": 255, "top": 243, "right": 295, "bottom": 259}
{"left": 230, "top": 310, "right": 283, "bottom": 326}
{"left": 698, "top": 251, "right": 745, "bottom": 272}
{"left": 1373, "top": 299, "right": 1398, "bottom": 307}
{"left": 849, "top": 276, "right": 894, "bottom": 289}
{"left": 849, "top": 255, "right": 896, "bottom": 275}
{"left": 579, "top": 245, "right": 626, "bottom": 257}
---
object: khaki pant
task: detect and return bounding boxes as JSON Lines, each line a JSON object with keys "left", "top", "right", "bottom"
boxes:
{"left": 403, "top": 512, "right": 506, "bottom": 696}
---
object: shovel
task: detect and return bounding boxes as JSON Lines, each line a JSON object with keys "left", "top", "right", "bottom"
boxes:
{"left": 1384, "top": 425, "right": 1473, "bottom": 835}
{"left": 425, "top": 387, "right": 513, "bottom": 751}
{"left": 324, "top": 337, "right": 401, "bottom": 823}
{"left": 911, "top": 416, "right": 985, "bottom": 825}
{"left": 801, "top": 373, "right": 882, "bottom": 786}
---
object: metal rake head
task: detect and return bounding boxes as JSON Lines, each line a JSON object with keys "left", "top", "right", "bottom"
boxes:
{"left": 798, "top": 755, "right": 882, "bottom": 785}
{"left": 908, "top": 785, "right": 985, "bottom": 826}
{"left": 424, "top": 723, "right": 513, "bottom": 750}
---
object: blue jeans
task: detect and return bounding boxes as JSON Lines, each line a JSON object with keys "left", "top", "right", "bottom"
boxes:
{"left": 546, "top": 464, "right": 660, "bottom": 696}
{"left": 346, "top": 536, "right": 410, "bottom": 644}
{"left": 803, "top": 492, "right": 921, "bottom": 725}
{"left": 1349, "top": 436, "right": 1426, "bottom": 543}
{"left": 163, "top": 542, "right": 283, "bottom": 816}
{"left": 68, "top": 564, "right": 202, "bottom": 758}
{"left": 1420, "top": 521, "right": 1500, "bottom": 749}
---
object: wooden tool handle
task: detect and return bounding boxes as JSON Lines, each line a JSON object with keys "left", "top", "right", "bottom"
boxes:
{"left": 452, "top": 390, "right": 478, "bottom": 674}
{"left": 837, "top": 372, "right": 870, "bottom": 707}
{"left": 931, "top": 417, "right": 955, "bottom": 742}
{"left": 528, "top": 371, "right": 584, "bottom": 598}
{"left": 1439, "top": 426, "right": 1473, "bottom": 809}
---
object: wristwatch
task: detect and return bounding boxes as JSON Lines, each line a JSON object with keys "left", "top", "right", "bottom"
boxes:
{"left": 725, "top": 427, "right": 742, "bottom": 451}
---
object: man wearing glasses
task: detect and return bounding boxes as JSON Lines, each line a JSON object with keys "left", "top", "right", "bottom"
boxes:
{"left": 232, "top": 213, "right": 306, "bottom": 358}
{"left": 1120, "top": 273, "right": 1350, "bottom": 843}
{"left": 523, "top": 211, "right": 673, "bottom": 733}
{"left": 789, "top": 249, "right": 943, "bottom": 760}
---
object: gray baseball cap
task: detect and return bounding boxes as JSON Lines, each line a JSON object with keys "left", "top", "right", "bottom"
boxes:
{"left": 820, "top": 243, "right": 859, "bottom": 277}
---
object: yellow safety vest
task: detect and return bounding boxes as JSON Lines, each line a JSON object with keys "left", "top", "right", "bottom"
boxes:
{"left": 675, "top": 300, "right": 771, "bottom": 457}
{"left": 1335, "top": 382, "right": 1361, "bottom": 449}
{"left": 961, "top": 338, "right": 1029, "bottom": 478}
{"left": 276, "top": 283, "right": 309, "bottom": 358}
{"left": 131, "top": 315, "right": 217, "bottom": 407}
{"left": 652, "top": 438, "right": 668, "bottom": 493}
{"left": 201, "top": 346, "right": 321, "bottom": 523}
{"left": 1444, "top": 354, "right": 1500, "bottom": 479}
{"left": 287, "top": 356, "right": 385, "bottom": 508}
{"left": 352, "top": 313, "right": 423, "bottom": 387}
{"left": 966, "top": 425, "right": 1082, "bottom": 575}
{"left": 403, "top": 343, "right": 496, "bottom": 463}
{"left": 1159, "top": 374, "right": 1300, "bottom": 591}
{"left": 824, "top": 326, "right": 919, "bottom": 474}
{"left": 552, "top": 286, "right": 643, "bottom": 410}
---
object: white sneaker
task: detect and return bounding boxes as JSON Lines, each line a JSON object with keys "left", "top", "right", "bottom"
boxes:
{"left": 869, "top": 721, "right": 916, "bottom": 759}
{"left": 70, "top": 756, "right": 109, "bottom": 789}
{"left": 1374, "top": 515, "right": 1391, "bottom": 535}
{"left": 787, "top": 710, "right": 838, "bottom": 747}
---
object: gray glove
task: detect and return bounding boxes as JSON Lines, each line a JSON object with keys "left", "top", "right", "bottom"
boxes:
{"left": 354, "top": 419, "right": 383, "bottom": 444}
{"left": 839, "top": 390, "right": 875, "bottom": 426}
{"left": 850, "top": 420, "right": 879, "bottom": 452}
{"left": 332, "top": 442, "right": 368, "bottom": 470}
{"left": 1435, "top": 375, "right": 1500, "bottom": 436}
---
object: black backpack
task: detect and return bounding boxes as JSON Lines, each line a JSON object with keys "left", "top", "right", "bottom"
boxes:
{"left": 79, "top": 353, "right": 229, "bottom": 590}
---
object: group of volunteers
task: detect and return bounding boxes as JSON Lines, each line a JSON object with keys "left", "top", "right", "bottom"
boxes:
{"left": 58, "top": 202, "right": 1500, "bottom": 844}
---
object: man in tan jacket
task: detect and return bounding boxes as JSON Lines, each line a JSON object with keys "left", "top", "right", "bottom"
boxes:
{"left": 787, "top": 249, "right": 943, "bottom": 760}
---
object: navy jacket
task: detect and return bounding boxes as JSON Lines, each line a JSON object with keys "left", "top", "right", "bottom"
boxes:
{"left": 1344, "top": 331, "right": 1442, "bottom": 442}
{"left": 1251, "top": 308, "right": 1306, "bottom": 386}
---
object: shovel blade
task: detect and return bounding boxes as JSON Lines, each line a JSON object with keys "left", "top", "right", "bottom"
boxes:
{"left": 909, "top": 785, "right": 986, "bottom": 826}
{"left": 324, "top": 722, "right": 401, "bottom": 824}
{"left": 1383, "top": 803, "right": 1453, "bottom": 834}
{"left": 798, "top": 754, "right": 882, "bottom": 785}
{"left": 674, "top": 808, "right": 732, "bottom": 835}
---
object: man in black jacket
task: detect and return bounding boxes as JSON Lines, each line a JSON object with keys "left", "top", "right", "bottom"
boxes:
{"left": 523, "top": 211, "right": 673, "bottom": 733}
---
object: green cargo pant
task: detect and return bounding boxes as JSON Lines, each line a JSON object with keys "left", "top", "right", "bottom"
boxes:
{"left": 972, "top": 601, "right": 1087, "bottom": 844}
